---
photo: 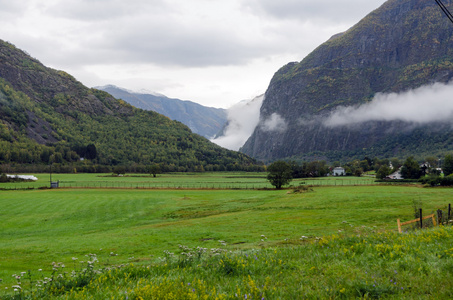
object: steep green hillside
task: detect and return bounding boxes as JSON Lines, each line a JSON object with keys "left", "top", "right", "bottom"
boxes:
{"left": 0, "top": 40, "right": 262, "bottom": 172}
{"left": 242, "top": 0, "right": 453, "bottom": 162}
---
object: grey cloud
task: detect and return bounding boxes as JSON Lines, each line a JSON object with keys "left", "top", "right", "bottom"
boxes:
{"left": 242, "top": 0, "right": 387, "bottom": 23}
{"left": 324, "top": 82, "right": 453, "bottom": 127}
{"left": 0, "top": 0, "right": 32, "bottom": 18}
{"left": 53, "top": 11, "right": 282, "bottom": 68}
{"left": 0, "top": 0, "right": 26, "bottom": 13}
{"left": 33, "top": 1, "right": 286, "bottom": 68}
{"left": 45, "top": 0, "right": 169, "bottom": 21}
{"left": 2, "top": 0, "right": 357, "bottom": 70}
{"left": 102, "top": 27, "right": 273, "bottom": 67}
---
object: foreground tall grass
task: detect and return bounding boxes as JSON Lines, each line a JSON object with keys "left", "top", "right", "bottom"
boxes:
{"left": 3, "top": 225, "right": 453, "bottom": 299}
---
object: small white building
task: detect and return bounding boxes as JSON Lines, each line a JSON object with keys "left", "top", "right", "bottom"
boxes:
{"left": 7, "top": 175, "right": 38, "bottom": 181}
{"left": 332, "top": 167, "right": 346, "bottom": 176}
{"left": 386, "top": 169, "right": 403, "bottom": 180}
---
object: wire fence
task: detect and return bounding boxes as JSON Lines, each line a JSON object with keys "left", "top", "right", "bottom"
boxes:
{"left": 57, "top": 181, "right": 271, "bottom": 190}
{"left": 0, "top": 186, "right": 38, "bottom": 191}
{"left": 0, "top": 178, "right": 403, "bottom": 191}
{"left": 56, "top": 179, "right": 383, "bottom": 189}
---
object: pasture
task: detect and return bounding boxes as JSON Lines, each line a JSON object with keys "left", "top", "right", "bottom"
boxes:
{"left": 1, "top": 172, "right": 378, "bottom": 190}
{"left": 1, "top": 173, "right": 452, "bottom": 298}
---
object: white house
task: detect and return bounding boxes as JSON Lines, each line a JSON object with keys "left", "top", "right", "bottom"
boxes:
{"left": 332, "top": 167, "right": 346, "bottom": 176}
{"left": 386, "top": 168, "right": 403, "bottom": 180}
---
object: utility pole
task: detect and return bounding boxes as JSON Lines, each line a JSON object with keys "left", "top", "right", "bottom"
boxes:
{"left": 435, "top": 0, "right": 453, "bottom": 24}
{"left": 49, "top": 162, "right": 52, "bottom": 188}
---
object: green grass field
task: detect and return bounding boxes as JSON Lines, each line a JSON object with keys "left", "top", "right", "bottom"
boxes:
{"left": 1, "top": 172, "right": 380, "bottom": 190}
{"left": 1, "top": 174, "right": 453, "bottom": 298}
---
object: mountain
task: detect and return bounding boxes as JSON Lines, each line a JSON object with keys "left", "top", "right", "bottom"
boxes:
{"left": 241, "top": 0, "right": 453, "bottom": 162}
{"left": 98, "top": 85, "right": 227, "bottom": 139}
{"left": 0, "top": 39, "right": 262, "bottom": 172}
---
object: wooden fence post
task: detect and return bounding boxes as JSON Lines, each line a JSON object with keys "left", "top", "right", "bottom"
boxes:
{"left": 397, "top": 219, "right": 402, "bottom": 233}
{"left": 419, "top": 209, "right": 423, "bottom": 229}
{"left": 437, "top": 209, "right": 443, "bottom": 226}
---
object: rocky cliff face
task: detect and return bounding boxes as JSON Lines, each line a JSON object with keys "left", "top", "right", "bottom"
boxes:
{"left": 0, "top": 42, "right": 129, "bottom": 117}
{"left": 241, "top": 0, "right": 453, "bottom": 162}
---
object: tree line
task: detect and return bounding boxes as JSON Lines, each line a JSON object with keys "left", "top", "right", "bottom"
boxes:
{"left": 266, "top": 154, "right": 453, "bottom": 189}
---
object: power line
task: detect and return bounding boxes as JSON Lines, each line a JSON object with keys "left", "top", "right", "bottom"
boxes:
{"left": 435, "top": 0, "right": 453, "bottom": 24}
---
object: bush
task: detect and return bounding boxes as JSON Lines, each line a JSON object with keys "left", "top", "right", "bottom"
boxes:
{"left": 0, "top": 173, "right": 7, "bottom": 182}
{"left": 420, "top": 174, "right": 453, "bottom": 186}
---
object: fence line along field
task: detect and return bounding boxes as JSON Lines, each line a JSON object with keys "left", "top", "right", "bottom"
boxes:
{"left": 1, "top": 172, "right": 383, "bottom": 190}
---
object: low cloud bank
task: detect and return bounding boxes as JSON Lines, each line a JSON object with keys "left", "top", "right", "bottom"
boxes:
{"left": 211, "top": 95, "right": 264, "bottom": 151}
{"left": 324, "top": 82, "right": 453, "bottom": 127}
{"left": 261, "top": 113, "right": 288, "bottom": 132}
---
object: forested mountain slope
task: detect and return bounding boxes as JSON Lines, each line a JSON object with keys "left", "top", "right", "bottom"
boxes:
{"left": 242, "top": 0, "right": 453, "bottom": 162}
{"left": 98, "top": 85, "right": 227, "bottom": 139}
{"left": 0, "top": 40, "right": 262, "bottom": 172}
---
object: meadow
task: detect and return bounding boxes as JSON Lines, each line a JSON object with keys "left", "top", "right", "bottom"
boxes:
{"left": 1, "top": 173, "right": 452, "bottom": 298}
{"left": 1, "top": 172, "right": 378, "bottom": 190}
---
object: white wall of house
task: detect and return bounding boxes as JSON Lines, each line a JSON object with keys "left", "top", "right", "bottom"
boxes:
{"left": 333, "top": 167, "right": 345, "bottom": 176}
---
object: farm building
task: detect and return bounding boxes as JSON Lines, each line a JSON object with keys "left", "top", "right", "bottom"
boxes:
{"left": 332, "top": 167, "right": 346, "bottom": 176}
{"left": 386, "top": 169, "right": 403, "bottom": 180}
{"left": 7, "top": 175, "right": 38, "bottom": 181}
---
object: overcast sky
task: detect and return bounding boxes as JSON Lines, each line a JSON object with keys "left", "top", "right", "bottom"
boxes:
{"left": 0, "top": 0, "right": 387, "bottom": 108}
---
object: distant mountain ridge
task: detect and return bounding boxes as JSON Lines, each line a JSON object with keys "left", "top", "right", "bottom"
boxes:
{"left": 98, "top": 85, "right": 227, "bottom": 139}
{"left": 242, "top": 0, "right": 453, "bottom": 162}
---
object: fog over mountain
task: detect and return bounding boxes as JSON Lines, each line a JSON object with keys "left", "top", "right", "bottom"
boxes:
{"left": 324, "top": 82, "right": 453, "bottom": 127}
{"left": 211, "top": 95, "right": 264, "bottom": 151}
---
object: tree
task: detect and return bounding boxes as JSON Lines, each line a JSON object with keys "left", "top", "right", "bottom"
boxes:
{"left": 443, "top": 154, "right": 453, "bottom": 176}
{"left": 113, "top": 165, "right": 126, "bottom": 176}
{"left": 267, "top": 161, "right": 293, "bottom": 189}
{"left": 148, "top": 164, "right": 161, "bottom": 177}
{"left": 376, "top": 165, "right": 391, "bottom": 179}
{"left": 354, "top": 168, "right": 364, "bottom": 177}
{"left": 360, "top": 159, "right": 371, "bottom": 172}
{"left": 390, "top": 158, "right": 401, "bottom": 170}
{"left": 425, "top": 156, "right": 438, "bottom": 170}
{"left": 85, "top": 144, "right": 97, "bottom": 160}
{"left": 400, "top": 156, "right": 421, "bottom": 179}
{"left": 0, "top": 173, "right": 7, "bottom": 182}
{"left": 306, "top": 161, "right": 328, "bottom": 177}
